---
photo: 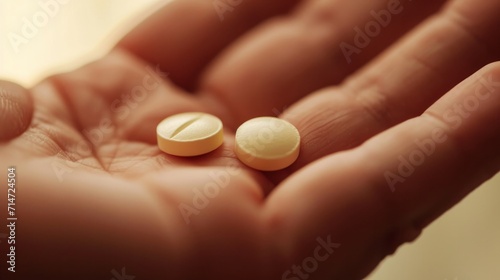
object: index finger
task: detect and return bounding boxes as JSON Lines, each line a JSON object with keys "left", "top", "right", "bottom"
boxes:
{"left": 117, "top": 0, "right": 299, "bottom": 90}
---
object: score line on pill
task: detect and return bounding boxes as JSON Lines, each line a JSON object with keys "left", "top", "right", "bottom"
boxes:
{"left": 157, "top": 112, "right": 224, "bottom": 157}
{"left": 234, "top": 117, "right": 300, "bottom": 171}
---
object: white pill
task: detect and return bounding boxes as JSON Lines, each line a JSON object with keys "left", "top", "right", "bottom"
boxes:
{"left": 234, "top": 117, "right": 300, "bottom": 171}
{"left": 157, "top": 112, "right": 224, "bottom": 156}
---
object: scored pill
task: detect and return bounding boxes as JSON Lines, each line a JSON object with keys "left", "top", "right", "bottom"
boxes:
{"left": 234, "top": 117, "right": 300, "bottom": 171}
{"left": 157, "top": 112, "right": 224, "bottom": 157}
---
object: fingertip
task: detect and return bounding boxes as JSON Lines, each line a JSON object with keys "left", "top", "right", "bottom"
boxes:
{"left": 0, "top": 81, "right": 33, "bottom": 141}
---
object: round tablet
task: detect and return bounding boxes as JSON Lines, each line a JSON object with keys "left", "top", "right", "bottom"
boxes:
{"left": 157, "top": 112, "right": 224, "bottom": 156}
{"left": 234, "top": 117, "right": 300, "bottom": 171}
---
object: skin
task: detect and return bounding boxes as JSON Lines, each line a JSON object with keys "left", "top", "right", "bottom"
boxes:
{"left": 1, "top": 0, "right": 500, "bottom": 279}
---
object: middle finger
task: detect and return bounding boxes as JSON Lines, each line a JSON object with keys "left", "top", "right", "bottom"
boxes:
{"left": 199, "top": 0, "right": 445, "bottom": 126}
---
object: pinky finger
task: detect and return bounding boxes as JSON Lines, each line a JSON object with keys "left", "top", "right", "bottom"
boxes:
{"left": 264, "top": 62, "right": 500, "bottom": 279}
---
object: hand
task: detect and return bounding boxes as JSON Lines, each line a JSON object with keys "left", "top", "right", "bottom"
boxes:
{"left": 1, "top": 0, "right": 499, "bottom": 279}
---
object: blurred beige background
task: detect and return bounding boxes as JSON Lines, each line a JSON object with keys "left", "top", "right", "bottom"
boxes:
{"left": 1, "top": 1, "right": 499, "bottom": 279}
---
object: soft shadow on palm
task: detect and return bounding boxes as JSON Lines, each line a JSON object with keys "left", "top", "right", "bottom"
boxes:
{"left": 10, "top": 49, "right": 275, "bottom": 279}
{"left": 27, "top": 49, "right": 254, "bottom": 178}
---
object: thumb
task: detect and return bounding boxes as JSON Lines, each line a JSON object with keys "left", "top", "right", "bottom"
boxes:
{"left": 0, "top": 81, "right": 33, "bottom": 141}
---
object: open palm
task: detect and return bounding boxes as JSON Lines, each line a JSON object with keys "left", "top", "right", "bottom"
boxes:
{"left": 1, "top": 0, "right": 500, "bottom": 279}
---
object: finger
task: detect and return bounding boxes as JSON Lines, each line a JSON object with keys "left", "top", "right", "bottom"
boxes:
{"left": 277, "top": 0, "right": 500, "bottom": 175}
{"left": 343, "top": 0, "right": 500, "bottom": 120}
{"left": 0, "top": 81, "right": 33, "bottom": 141}
{"left": 199, "top": 0, "right": 445, "bottom": 123}
{"left": 264, "top": 63, "right": 500, "bottom": 279}
{"left": 117, "top": 0, "right": 300, "bottom": 90}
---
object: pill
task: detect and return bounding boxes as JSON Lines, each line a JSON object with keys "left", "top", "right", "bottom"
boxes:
{"left": 157, "top": 112, "right": 224, "bottom": 156}
{"left": 234, "top": 117, "right": 300, "bottom": 171}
